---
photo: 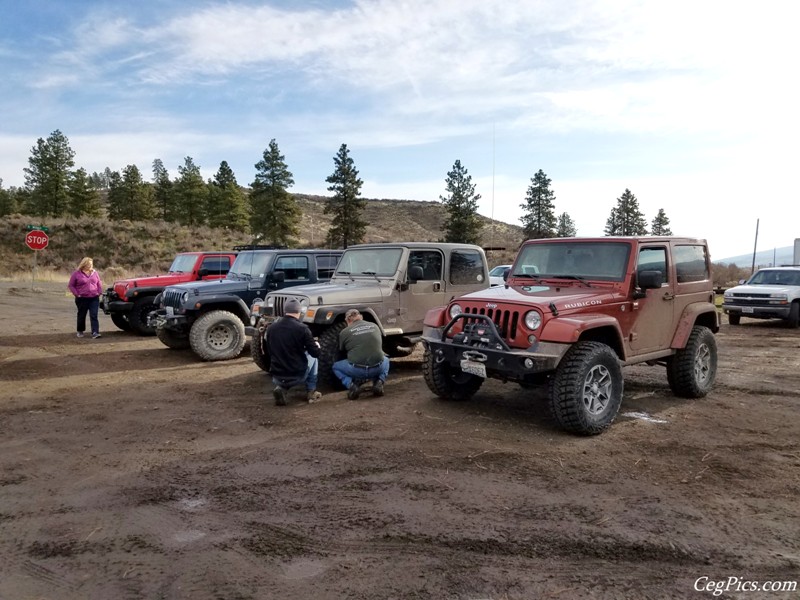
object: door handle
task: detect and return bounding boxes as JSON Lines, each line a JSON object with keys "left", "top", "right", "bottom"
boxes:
{"left": 662, "top": 292, "right": 674, "bottom": 301}
{"left": 433, "top": 282, "right": 441, "bottom": 292}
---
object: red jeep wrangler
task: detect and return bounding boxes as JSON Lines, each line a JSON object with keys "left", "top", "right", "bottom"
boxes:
{"left": 103, "top": 251, "right": 236, "bottom": 335}
{"left": 422, "top": 237, "right": 719, "bottom": 435}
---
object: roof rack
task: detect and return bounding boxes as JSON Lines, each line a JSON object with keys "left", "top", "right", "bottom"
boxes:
{"left": 232, "top": 244, "right": 288, "bottom": 251}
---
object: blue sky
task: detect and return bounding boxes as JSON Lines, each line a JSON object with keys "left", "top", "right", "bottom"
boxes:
{"left": 1, "top": 0, "right": 798, "bottom": 260}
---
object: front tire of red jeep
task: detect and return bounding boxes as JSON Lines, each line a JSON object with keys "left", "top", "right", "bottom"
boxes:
{"left": 422, "top": 346, "right": 483, "bottom": 401}
{"left": 549, "top": 342, "right": 623, "bottom": 436}
{"left": 110, "top": 313, "right": 131, "bottom": 332}
{"left": 156, "top": 326, "right": 190, "bottom": 350}
{"left": 129, "top": 296, "right": 157, "bottom": 336}
{"left": 667, "top": 325, "right": 717, "bottom": 398}
{"left": 190, "top": 310, "right": 246, "bottom": 361}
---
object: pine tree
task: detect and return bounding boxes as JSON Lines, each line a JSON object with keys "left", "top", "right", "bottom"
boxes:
{"left": 0, "top": 179, "right": 17, "bottom": 217}
{"left": 604, "top": 188, "right": 648, "bottom": 235}
{"left": 650, "top": 208, "right": 673, "bottom": 235}
{"left": 324, "top": 143, "right": 366, "bottom": 249}
{"left": 207, "top": 161, "right": 250, "bottom": 231}
{"left": 23, "top": 129, "right": 75, "bottom": 217}
{"left": 250, "top": 140, "right": 301, "bottom": 246}
{"left": 152, "top": 159, "right": 174, "bottom": 221}
{"left": 107, "top": 165, "right": 154, "bottom": 221}
{"left": 556, "top": 212, "right": 577, "bottom": 237}
{"left": 67, "top": 168, "right": 102, "bottom": 217}
{"left": 519, "top": 169, "right": 557, "bottom": 239}
{"left": 173, "top": 157, "right": 207, "bottom": 226}
{"left": 440, "top": 159, "right": 483, "bottom": 244}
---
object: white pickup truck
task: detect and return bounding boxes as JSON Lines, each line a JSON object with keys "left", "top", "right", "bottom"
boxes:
{"left": 722, "top": 266, "right": 800, "bottom": 328}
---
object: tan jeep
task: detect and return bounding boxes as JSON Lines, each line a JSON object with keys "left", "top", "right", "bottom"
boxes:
{"left": 422, "top": 236, "right": 720, "bottom": 435}
{"left": 248, "top": 242, "right": 490, "bottom": 387}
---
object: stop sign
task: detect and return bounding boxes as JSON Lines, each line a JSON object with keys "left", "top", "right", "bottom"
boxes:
{"left": 25, "top": 229, "right": 49, "bottom": 250}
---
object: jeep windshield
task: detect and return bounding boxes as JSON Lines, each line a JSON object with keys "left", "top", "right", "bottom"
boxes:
{"left": 513, "top": 242, "right": 630, "bottom": 283}
{"left": 746, "top": 269, "right": 800, "bottom": 286}
{"left": 168, "top": 254, "right": 198, "bottom": 274}
{"left": 227, "top": 252, "right": 273, "bottom": 281}
{"left": 335, "top": 248, "right": 402, "bottom": 277}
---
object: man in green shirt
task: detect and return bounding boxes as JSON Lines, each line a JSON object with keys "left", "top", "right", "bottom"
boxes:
{"left": 333, "top": 309, "right": 390, "bottom": 399}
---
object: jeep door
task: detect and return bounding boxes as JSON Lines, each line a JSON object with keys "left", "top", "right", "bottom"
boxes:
{"left": 398, "top": 249, "right": 447, "bottom": 332}
{"left": 628, "top": 244, "right": 676, "bottom": 353}
{"left": 671, "top": 242, "right": 713, "bottom": 324}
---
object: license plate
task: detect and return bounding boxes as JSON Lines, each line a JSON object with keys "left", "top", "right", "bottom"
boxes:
{"left": 165, "top": 306, "right": 174, "bottom": 317}
{"left": 742, "top": 307, "right": 754, "bottom": 314}
{"left": 460, "top": 359, "right": 486, "bottom": 378}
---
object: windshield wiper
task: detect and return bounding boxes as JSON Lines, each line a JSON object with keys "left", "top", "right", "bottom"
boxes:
{"left": 548, "top": 275, "right": 593, "bottom": 287}
{"left": 360, "top": 270, "right": 381, "bottom": 281}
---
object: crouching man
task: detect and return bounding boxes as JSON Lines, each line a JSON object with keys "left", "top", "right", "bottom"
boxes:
{"left": 333, "top": 309, "right": 390, "bottom": 399}
{"left": 266, "top": 298, "right": 322, "bottom": 405}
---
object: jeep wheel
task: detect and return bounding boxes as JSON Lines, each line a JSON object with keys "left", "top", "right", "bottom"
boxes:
{"left": 129, "top": 296, "right": 157, "bottom": 336}
{"left": 251, "top": 327, "right": 271, "bottom": 372}
{"left": 318, "top": 321, "right": 348, "bottom": 389}
{"left": 422, "top": 346, "right": 483, "bottom": 401}
{"left": 667, "top": 326, "right": 717, "bottom": 398}
{"left": 110, "top": 313, "right": 131, "bottom": 332}
{"left": 788, "top": 302, "right": 800, "bottom": 328}
{"left": 190, "top": 310, "right": 246, "bottom": 361}
{"left": 728, "top": 313, "right": 740, "bottom": 325}
{"left": 156, "top": 326, "right": 190, "bottom": 350}
{"left": 549, "top": 342, "right": 623, "bottom": 436}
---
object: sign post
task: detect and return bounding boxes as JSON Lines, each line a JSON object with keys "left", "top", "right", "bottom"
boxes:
{"left": 25, "top": 228, "right": 50, "bottom": 285}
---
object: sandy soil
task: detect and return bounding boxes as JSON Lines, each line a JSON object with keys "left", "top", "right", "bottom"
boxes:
{"left": 1, "top": 281, "right": 798, "bottom": 600}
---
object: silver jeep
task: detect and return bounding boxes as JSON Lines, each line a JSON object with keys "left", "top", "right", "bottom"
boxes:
{"left": 247, "top": 242, "right": 489, "bottom": 387}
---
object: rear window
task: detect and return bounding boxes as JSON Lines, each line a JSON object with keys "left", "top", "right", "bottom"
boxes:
{"left": 674, "top": 245, "right": 709, "bottom": 283}
{"left": 449, "top": 250, "right": 485, "bottom": 285}
{"left": 200, "top": 256, "right": 231, "bottom": 275}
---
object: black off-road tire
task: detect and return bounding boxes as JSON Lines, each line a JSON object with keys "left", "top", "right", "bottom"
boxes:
{"left": 317, "top": 321, "right": 348, "bottom": 389}
{"left": 251, "top": 326, "right": 271, "bottom": 372}
{"left": 156, "top": 326, "right": 190, "bottom": 350}
{"left": 788, "top": 302, "right": 800, "bottom": 328}
{"left": 728, "top": 313, "right": 740, "bottom": 325}
{"left": 189, "top": 310, "right": 246, "bottom": 361}
{"left": 422, "top": 346, "right": 483, "bottom": 401}
{"left": 110, "top": 313, "right": 131, "bottom": 332}
{"left": 667, "top": 325, "right": 717, "bottom": 398}
{"left": 129, "top": 296, "right": 157, "bottom": 336}
{"left": 549, "top": 342, "right": 623, "bottom": 436}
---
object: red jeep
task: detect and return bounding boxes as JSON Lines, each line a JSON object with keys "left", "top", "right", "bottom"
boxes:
{"left": 102, "top": 251, "right": 236, "bottom": 335}
{"left": 422, "top": 237, "right": 720, "bottom": 435}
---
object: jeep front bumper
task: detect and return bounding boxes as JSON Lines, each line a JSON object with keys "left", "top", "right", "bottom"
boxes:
{"left": 423, "top": 314, "right": 568, "bottom": 381}
{"left": 152, "top": 308, "right": 189, "bottom": 330}
{"left": 101, "top": 292, "right": 132, "bottom": 315}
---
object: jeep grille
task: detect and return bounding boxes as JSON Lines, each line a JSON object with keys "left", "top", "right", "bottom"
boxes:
{"left": 270, "top": 295, "right": 292, "bottom": 317}
{"left": 462, "top": 306, "right": 520, "bottom": 341}
{"left": 163, "top": 289, "right": 184, "bottom": 309}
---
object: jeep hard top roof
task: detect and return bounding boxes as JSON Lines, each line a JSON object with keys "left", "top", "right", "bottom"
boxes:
{"left": 345, "top": 242, "right": 484, "bottom": 250}
{"left": 521, "top": 236, "right": 708, "bottom": 245}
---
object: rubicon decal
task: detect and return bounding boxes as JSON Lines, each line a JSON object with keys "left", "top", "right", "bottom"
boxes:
{"left": 563, "top": 299, "right": 602, "bottom": 309}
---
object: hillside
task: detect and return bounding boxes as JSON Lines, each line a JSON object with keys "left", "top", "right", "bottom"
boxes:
{"left": 717, "top": 245, "right": 796, "bottom": 267}
{"left": 0, "top": 195, "right": 523, "bottom": 279}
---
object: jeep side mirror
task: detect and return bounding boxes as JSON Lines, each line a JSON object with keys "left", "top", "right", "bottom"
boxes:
{"left": 198, "top": 268, "right": 209, "bottom": 277}
{"left": 503, "top": 268, "right": 510, "bottom": 281}
{"left": 638, "top": 270, "right": 664, "bottom": 290}
{"left": 272, "top": 271, "right": 286, "bottom": 283}
{"left": 409, "top": 266, "right": 424, "bottom": 282}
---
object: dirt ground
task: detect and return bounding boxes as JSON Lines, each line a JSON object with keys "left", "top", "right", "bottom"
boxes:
{"left": 1, "top": 281, "right": 798, "bottom": 600}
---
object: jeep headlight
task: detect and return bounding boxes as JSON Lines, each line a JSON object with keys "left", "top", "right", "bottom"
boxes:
{"left": 524, "top": 310, "right": 542, "bottom": 330}
{"left": 266, "top": 296, "right": 275, "bottom": 308}
{"left": 449, "top": 304, "right": 463, "bottom": 319}
{"left": 180, "top": 291, "right": 189, "bottom": 304}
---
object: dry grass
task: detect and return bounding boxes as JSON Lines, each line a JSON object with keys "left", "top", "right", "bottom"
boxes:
{"left": 0, "top": 196, "right": 524, "bottom": 277}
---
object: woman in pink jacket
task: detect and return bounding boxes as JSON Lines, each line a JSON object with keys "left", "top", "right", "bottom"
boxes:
{"left": 68, "top": 257, "right": 104, "bottom": 338}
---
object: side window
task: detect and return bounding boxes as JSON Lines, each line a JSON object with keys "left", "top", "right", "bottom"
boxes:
{"left": 315, "top": 254, "right": 340, "bottom": 280}
{"left": 274, "top": 256, "right": 309, "bottom": 281}
{"left": 200, "top": 256, "right": 231, "bottom": 275}
{"left": 674, "top": 245, "right": 709, "bottom": 283}
{"left": 638, "top": 247, "right": 668, "bottom": 284}
{"left": 408, "top": 250, "right": 443, "bottom": 281}
{"left": 449, "top": 250, "right": 485, "bottom": 285}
